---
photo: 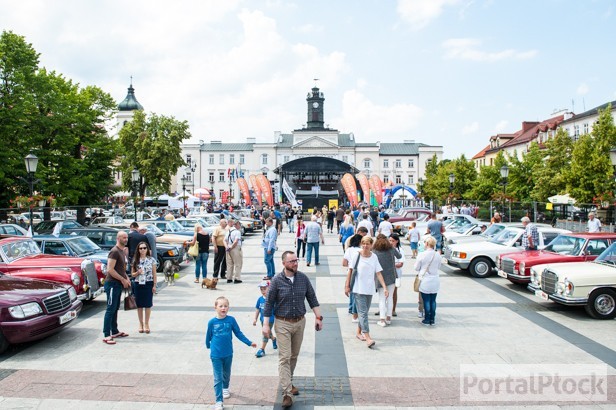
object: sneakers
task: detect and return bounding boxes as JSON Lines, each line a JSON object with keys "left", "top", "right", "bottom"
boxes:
{"left": 385, "top": 320, "right": 392, "bottom": 325}
{"left": 351, "top": 317, "right": 359, "bottom": 323}
{"left": 256, "top": 349, "right": 265, "bottom": 358}
{"left": 214, "top": 401, "right": 224, "bottom": 410}
{"left": 417, "top": 311, "right": 424, "bottom": 318}
{"left": 377, "top": 320, "right": 386, "bottom": 327}
{"left": 421, "top": 320, "right": 430, "bottom": 326}
{"left": 222, "top": 389, "right": 230, "bottom": 399}
{"left": 272, "top": 338, "right": 278, "bottom": 350}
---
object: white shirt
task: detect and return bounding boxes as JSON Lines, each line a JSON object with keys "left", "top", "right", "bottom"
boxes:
{"left": 378, "top": 221, "right": 393, "bottom": 237}
{"left": 343, "top": 246, "right": 360, "bottom": 265}
{"left": 395, "top": 247, "right": 404, "bottom": 277}
{"left": 408, "top": 228, "right": 420, "bottom": 243}
{"left": 357, "top": 219, "right": 373, "bottom": 235}
{"left": 350, "top": 252, "right": 383, "bottom": 295}
{"left": 588, "top": 218, "right": 601, "bottom": 233}
{"left": 414, "top": 248, "right": 441, "bottom": 294}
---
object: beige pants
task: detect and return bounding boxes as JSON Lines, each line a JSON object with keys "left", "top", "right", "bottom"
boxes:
{"left": 274, "top": 317, "right": 306, "bottom": 397}
{"left": 418, "top": 293, "right": 424, "bottom": 312}
{"left": 226, "top": 247, "right": 243, "bottom": 280}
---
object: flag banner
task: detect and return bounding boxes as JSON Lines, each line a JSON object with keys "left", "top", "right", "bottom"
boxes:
{"left": 282, "top": 178, "right": 299, "bottom": 207}
{"left": 341, "top": 173, "right": 358, "bottom": 207}
{"left": 257, "top": 174, "right": 274, "bottom": 207}
{"left": 249, "top": 174, "right": 262, "bottom": 206}
{"left": 237, "top": 177, "right": 251, "bottom": 204}
{"left": 357, "top": 173, "right": 371, "bottom": 203}
{"left": 370, "top": 174, "right": 383, "bottom": 205}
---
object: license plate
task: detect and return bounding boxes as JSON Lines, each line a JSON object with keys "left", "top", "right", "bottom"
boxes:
{"left": 497, "top": 270, "right": 508, "bottom": 278}
{"left": 59, "top": 310, "right": 77, "bottom": 325}
{"left": 535, "top": 290, "right": 549, "bottom": 301}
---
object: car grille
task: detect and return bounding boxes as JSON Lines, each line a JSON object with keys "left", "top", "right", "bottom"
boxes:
{"left": 43, "top": 291, "right": 71, "bottom": 314}
{"left": 444, "top": 248, "right": 452, "bottom": 259}
{"left": 541, "top": 270, "right": 558, "bottom": 294}
{"left": 82, "top": 260, "right": 100, "bottom": 292}
{"left": 501, "top": 258, "right": 515, "bottom": 274}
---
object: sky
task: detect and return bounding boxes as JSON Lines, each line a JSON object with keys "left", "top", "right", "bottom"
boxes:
{"left": 1, "top": 0, "right": 615, "bottom": 159}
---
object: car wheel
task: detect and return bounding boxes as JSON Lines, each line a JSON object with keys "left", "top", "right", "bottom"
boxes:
{"left": 469, "top": 257, "right": 494, "bottom": 278}
{"left": 585, "top": 289, "right": 616, "bottom": 320}
{"left": 0, "top": 330, "right": 9, "bottom": 354}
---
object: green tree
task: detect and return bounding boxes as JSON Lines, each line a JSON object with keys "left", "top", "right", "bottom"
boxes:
{"left": 422, "top": 154, "right": 440, "bottom": 201}
{"left": 450, "top": 154, "right": 477, "bottom": 199}
{"left": 532, "top": 128, "right": 572, "bottom": 202}
{"left": 507, "top": 143, "right": 545, "bottom": 202}
{"left": 467, "top": 151, "right": 507, "bottom": 200}
{"left": 118, "top": 110, "right": 191, "bottom": 196}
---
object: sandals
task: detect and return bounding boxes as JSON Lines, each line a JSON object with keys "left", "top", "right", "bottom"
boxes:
{"left": 139, "top": 327, "right": 144, "bottom": 334}
{"left": 102, "top": 338, "right": 116, "bottom": 345}
{"left": 367, "top": 341, "right": 376, "bottom": 349}
{"left": 145, "top": 326, "right": 151, "bottom": 334}
{"left": 111, "top": 332, "right": 129, "bottom": 338}
{"left": 356, "top": 334, "right": 366, "bottom": 341}
{"left": 194, "top": 279, "right": 199, "bottom": 283}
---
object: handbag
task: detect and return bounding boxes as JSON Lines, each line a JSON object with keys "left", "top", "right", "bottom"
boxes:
{"left": 188, "top": 241, "right": 199, "bottom": 257}
{"left": 124, "top": 290, "right": 137, "bottom": 311}
{"left": 395, "top": 277, "right": 401, "bottom": 288}
{"left": 348, "top": 252, "right": 361, "bottom": 292}
{"left": 414, "top": 252, "right": 436, "bottom": 292}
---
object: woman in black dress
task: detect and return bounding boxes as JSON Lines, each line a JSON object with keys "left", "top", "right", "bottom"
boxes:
{"left": 131, "top": 241, "right": 157, "bottom": 334}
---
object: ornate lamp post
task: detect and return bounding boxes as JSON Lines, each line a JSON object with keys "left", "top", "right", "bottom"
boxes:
{"left": 181, "top": 175, "right": 187, "bottom": 215}
{"left": 448, "top": 173, "right": 455, "bottom": 204}
{"left": 131, "top": 168, "right": 140, "bottom": 221}
{"left": 24, "top": 152, "right": 39, "bottom": 229}
{"left": 500, "top": 165, "right": 509, "bottom": 222}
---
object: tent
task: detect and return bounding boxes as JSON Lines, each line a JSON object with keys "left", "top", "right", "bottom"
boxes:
{"left": 548, "top": 194, "right": 576, "bottom": 205}
{"left": 169, "top": 193, "right": 200, "bottom": 209}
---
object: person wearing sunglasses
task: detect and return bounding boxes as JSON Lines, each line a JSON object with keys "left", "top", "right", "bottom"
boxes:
{"left": 131, "top": 241, "right": 157, "bottom": 334}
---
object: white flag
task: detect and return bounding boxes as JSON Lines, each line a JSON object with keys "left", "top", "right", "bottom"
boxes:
{"left": 282, "top": 179, "right": 298, "bottom": 207}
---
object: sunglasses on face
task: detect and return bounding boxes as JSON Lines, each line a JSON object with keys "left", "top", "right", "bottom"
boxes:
{"left": 139, "top": 247, "right": 148, "bottom": 250}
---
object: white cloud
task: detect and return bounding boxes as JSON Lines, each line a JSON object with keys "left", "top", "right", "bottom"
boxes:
{"left": 442, "top": 38, "right": 538, "bottom": 62}
{"left": 577, "top": 82, "right": 589, "bottom": 95}
{"left": 397, "top": 0, "right": 461, "bottom": 30}
{"left": 333, "top": 90, "right": 423, "bottom": 139}
{"left": 494, "top": 120, "right": 509, "bottom": 133}
{"left": 294, "top": 24, "right": 324, "bottom": 34}
{"left": 462, "top": 121, "right": 479, "bottom": 135}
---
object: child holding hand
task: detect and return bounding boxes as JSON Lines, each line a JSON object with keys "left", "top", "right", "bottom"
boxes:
{"left": 206, "top": 296, "right": 256, "bottom": 410}
{"left": 252, "top": 281, "right": 277, "bottom": 357}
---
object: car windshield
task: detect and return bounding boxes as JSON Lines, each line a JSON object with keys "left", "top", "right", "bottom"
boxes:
{"left": 490, "top": 229, "right": 520, "bottom": 245}
{"left": 143, "top": 225, "right": 164, "bottom": 236}
{"left": 594, "top": 243, "right": 616, "bottom": 265}
{"left": 66, "top": 237, "right": 102, "bottom": 255}
{"left": 166, "top": 220, "right": 187, "bottom": 232}
{"left": 543, "top": 235, "right": 585, "bottom": 255}
{"left": 482, "top": 224, "right": 505, "bottom": 238}
{"left": 1, "top": 239, "right": 42, "bottom": 262}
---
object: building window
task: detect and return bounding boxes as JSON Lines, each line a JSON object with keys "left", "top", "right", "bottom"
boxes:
{"left": 383, "top": 159, "right": 389, "bottom": 168}
{"left": 395, "top": 175, "right": 402, "bottom": 184}
{"left": 218, "top": 172, "right": 225, "bottom": 182}
{"left": 383, "top": 175, "right": 389, "bottom": 183}
{"left": 408, "top": 175, "right": 414, "bottom": 185}
{"left": 209, "top": 172, "right": 214, "bottom": 183}
{"left": 283, "top": 155, "right": 290, "bottom": 163}
{"left": 408, "top": 159, "right": 414, "bottom": 168}
{"left": 363, "top": 159, "right": 371, "bottom": 168}
{"left": 209, "top": 154, "right": 214, "bottom": 165}
{"left": 219, "top": 154, "right": 224, "bottom": 165}
{"left": 186, "top": 154, "right": 192, "bottom": 166}
{"left": 261, "top": 154, "right": 268, "bottom": 165}
{"left": 583, "top": 123, "right": 589, "bottom": 134}
{"left": 342, "top": 155, "right": 348, "bottom": 163}
{"left": 185, "top": 172, "right": 193, "bottom": 182}
{"left": 395, "top": 159, "right": 401, "bottom": 169}
{"left": 240, "top": 154, "right": 245, "bottom": 164}
{"left": 573, "top": 125, "right": 580, "bottom": 141}
{"left": 229, "top": 154, "right": 235, "bottom": 165}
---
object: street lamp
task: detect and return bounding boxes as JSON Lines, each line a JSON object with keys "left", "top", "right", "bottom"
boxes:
{"left": 181, "top": 175, "right": 187, "bottom": 215}
{"left": 24, "top": 152, "right": 39, "bottom": 229}
{"left": 448, "top": 173, "right": 455, "bottom": 204}
{"left": 500, "top": 165, "right": 509, "bottom": 221}
{"left": 131, "top": 168, "right": 140, "bottom": 221}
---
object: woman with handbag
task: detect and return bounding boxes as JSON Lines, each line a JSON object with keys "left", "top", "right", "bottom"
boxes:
{"left": 344, "top": 236, "right": 388, "bottom": 349}
{"left": 372, "top": 234, "right": 401, "bottom": 327}
{"left": 414, "top": 236, "right": 441, "bottom": 326}
{"left": 295, "top": 219, "right": 306, "bottom": 259}
{"left": 131, "top": 241, "right": 157, "bottom": 334}
{"left": 389, "top": 234, "right": 404, "bottom": 318}
{"left": 188, "top": 223, "right": 211, "bottom": 283}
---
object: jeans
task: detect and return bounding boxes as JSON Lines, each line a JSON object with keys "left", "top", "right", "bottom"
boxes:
{"left": 288, "top": 219, "right": 295, "bottom": 233}
{"left": 102, "top": 281, "right": 123, "bottom": 337}
{"left": 195, "top": 251, "right": 209, "bottom": 280}
{"left": 421, "top": 292, "right": 437, "bottom": 324}
{"left": 306, "top": 242, "right": 319, "bottom": 264}
{"left": 213, "top": 246, "right": 227, "bottom": 278}
{"left": 296, "top": 239, "right": 306, "bottom": 258}
{"left": 211, "top": 355, "right": 233, "bottom": 403}
{"left": 354, "top": 293, "right": 373, "bottom": 333}
{"left": 348, "top": 292, "right": 357, "bottom": 314}
{"left": 327, "top": 219, "right": 334, "bottom": 232}
{"left": 264, "top": 249, "right": 275, "bottom": 278}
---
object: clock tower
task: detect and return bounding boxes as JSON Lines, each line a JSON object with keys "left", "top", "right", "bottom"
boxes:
{"left": 306, "top": 86, "right": 325, "bottom": 129}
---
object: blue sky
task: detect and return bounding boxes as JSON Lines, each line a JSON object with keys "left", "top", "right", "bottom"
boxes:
{"left": 1, "top": 0, "right": 615, "bottom": 159}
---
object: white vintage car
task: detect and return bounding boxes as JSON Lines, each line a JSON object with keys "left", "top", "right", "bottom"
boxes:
{"left": 444, "top": 225, "right": 569, "bottom": 278}
{"left": 528, "top": 242, "right": 616, "bottom": 320}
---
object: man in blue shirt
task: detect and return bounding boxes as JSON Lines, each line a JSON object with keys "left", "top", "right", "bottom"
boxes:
{"left": 426, "top": 213, "right": 444, "bottom": 254}
{"left": 262, "top": 218, "right": 278, "bottom": 279}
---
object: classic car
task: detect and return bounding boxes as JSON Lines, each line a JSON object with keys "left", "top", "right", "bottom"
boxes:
{"left": 91, "top": 215, "right": 125, "bottom": 226}
{"left": 388, "top": 207, "right": 433, "bottom": 229}
{"left": 0, "top": 237, "right": 106, "bottom": 301}
{"left": 193, "top": 213, "right": 247, "bottom": 235}
{"left": 528, "top": 242, "right": 616, "bottom": 319}
{"left": 0, "top": 224, "right": 28, "bottom": 236}
{"left": 497, "top": 233, "right": 616, "bottom": 284}
{"left": 113, "top": 223, "right": 191, "bottom": 248}
{"left": 34, "top": 220, "right": 83, "bottom": 234}
{"left": 32, "top": 235, "right": 110, "bottom": 265}
{"left": 0, "top": 273, "right": 82, "bottom": 354}
{"left": 174, "top": 218, "right": 216, "bottom": 235}
{"left": 444, "top": 225, "right": 569, "bottom": 278}
{"left": 231, "top": 210, "right": 263, "bottom": 231}
{"left": 61, "top": 227, "right": 184, "bottom": 267}
{"left": 142, "top": 219, "right": 194, "bottom": 237}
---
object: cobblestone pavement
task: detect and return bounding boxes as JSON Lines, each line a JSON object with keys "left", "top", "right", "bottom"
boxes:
{"left": 1, "top": 225, "right": 615, "bottom": 409}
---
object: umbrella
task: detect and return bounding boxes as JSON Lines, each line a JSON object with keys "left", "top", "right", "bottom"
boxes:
{"left": 548, "top": 194, "right": 576, "bottom": 205}
{"left": 193, "top": 188, "right": 211, "bottom": 200}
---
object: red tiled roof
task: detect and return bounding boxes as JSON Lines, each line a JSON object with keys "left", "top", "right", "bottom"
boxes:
{"left": 499, "top": 114, "right": 564, "bottom": 150}
{"left": 472, "top": 143, "right": 491, "bottom": 159}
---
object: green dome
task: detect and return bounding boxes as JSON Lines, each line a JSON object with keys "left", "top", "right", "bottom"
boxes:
{"left": 118, "top": 83, "right": 144, "bottom": 111}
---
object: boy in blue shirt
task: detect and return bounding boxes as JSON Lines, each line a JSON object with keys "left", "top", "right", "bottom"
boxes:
{"left": 206, "top": 296, "right": 256, "bottom": 410}
{"left": 252, "top": 281, "right": 277, "bottom": 357}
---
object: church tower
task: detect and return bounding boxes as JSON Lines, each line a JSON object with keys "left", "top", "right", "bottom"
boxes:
{"left": 306, "top": 86, "right": 325, "bottom": 129}
{"left": 116, "top": 79, "right": 144, "bottom": 132}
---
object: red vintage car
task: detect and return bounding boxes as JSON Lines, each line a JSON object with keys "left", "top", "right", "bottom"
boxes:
{"left": 0, "top": 237, "right": 106, "bottom": 301}
{"left": 496, "top": 233, "right": 616, "bottom": 284}
{"left": 0, "top": 273, "right": 82, "bottom": 353}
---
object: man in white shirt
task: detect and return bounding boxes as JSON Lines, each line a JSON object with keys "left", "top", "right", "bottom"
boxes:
{"left": 357, "top": 214, "right": 373, "bottom": 237}
{"left": 587, "top": 212, "right": 602, "bottom": 233}
{"left": 224, "top": 220, "right": 243, "bottom": 283}
{"left": 377, "top": 214, "right": 393, "bottom": 237}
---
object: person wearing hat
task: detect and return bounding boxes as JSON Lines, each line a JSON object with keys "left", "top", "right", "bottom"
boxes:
{"left": 253, "top": 281, "right": 277, "bottom": 358}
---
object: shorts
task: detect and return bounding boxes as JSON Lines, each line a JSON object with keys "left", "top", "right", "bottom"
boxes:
{"left": 410, "top": 242, "right": 418, "bottom": 250}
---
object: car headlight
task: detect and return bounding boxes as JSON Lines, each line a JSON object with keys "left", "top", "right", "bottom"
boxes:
{"left": 68, "top": 287, "right": 77, "bottom": 302}
{"left": 101, "top": 263, "right": 107, "bottom": 274}
{"left": 452, "top": 251, "right": 467, "bottom": 259}
{"left": 9, "top": 302, "right": 43, "bottom": 319}
{"left": 167, "top": 249, "right": 178, "bottom": 256}
{"left": 71, "top": 272, "right": 81, "bottom": 286}
{"left": 563, "top": 278, "right": 574, "bottom": 296}
{"left": 519, "top": 262, "right": 526, "bottom": 275}
{"left": 530, "top": 268, "right": 538, "bottom": 284}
